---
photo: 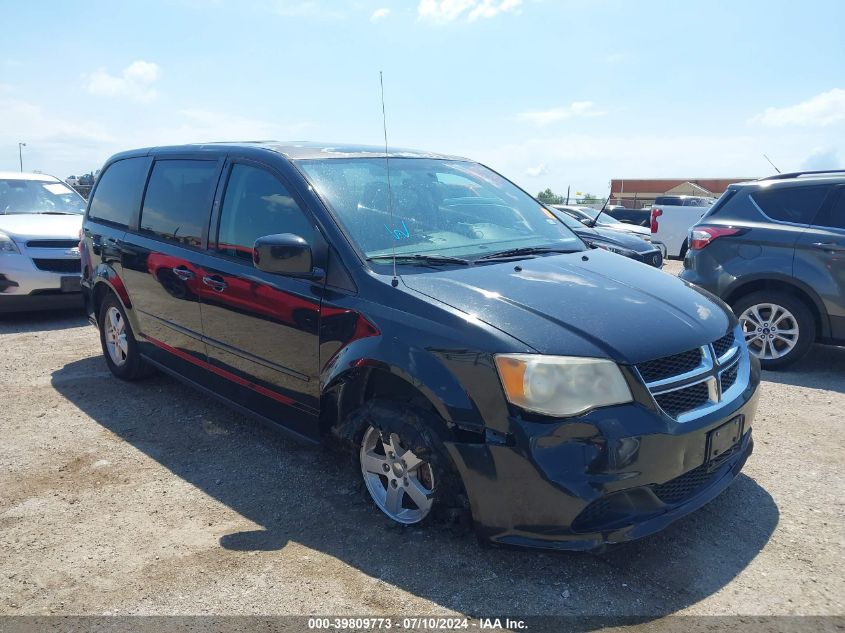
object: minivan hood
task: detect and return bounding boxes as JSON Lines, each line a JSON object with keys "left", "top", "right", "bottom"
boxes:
{"left": 0, "top": 214, "right": 83, "bottom": 240}
{"left": 400, "top": 249, "right": 733, "bottom": 365}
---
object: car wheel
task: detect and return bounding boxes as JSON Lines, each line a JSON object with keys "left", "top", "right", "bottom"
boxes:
{"left": 98, "top": 293, "right": 154, "bottom": 380}
{"left": 348, "top": 399, "right": 469, "bottom": 529}
{"left": 732, "top": 291, "right": 815, "bottom": 370}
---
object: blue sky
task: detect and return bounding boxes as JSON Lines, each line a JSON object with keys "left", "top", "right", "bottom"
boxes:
{"left": 2, "top": 0, "right": 843, "bottom": 194}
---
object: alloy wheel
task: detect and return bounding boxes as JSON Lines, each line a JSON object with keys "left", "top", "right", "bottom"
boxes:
{"left": 739, "top": 302, "right": 799, "bottom": 360}
{"left": 360, "top": 425, "right": 435, "bottom": 524}
{"left": 104, "top": 306, "right": 129, "bottom": 366}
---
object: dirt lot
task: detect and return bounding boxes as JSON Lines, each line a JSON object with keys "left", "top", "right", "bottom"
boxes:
{"left": 1, "top": 261, "right": 843, "bottom": 622}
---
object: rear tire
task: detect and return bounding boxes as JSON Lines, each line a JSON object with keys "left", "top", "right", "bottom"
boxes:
{"left": 732, "top": 290, "right": 815, "bottom": 370}
{"left": 98, "top": 293, "right": 154, "bottom": 380}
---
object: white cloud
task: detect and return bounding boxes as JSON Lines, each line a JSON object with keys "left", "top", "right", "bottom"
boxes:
{"left": 751, "top": 88, "right": 845, "bottom": 127}
{"left": 156, "top": 109, "right": 312, "bottom": 144}
{"left": 524, "top": 163, "right": 547, "bottom": 177}
{"left": 801, "top": 147, "right": 842, "bottom": 170}
{"left": 477, "top": 132, "right": 816, "bottom": 194}
{"left": 370, "top": 7, "right": 391, "bottom": 21}
{"left": 417, "top": 0, "right": 522, "bottom": 23}
{"left": 517, "top": 101, "right": 603, "bottom": 127}
{"left": 0, "top": 90, "right": 311, "bottom": 176}
{"left": 86, "top": 60, "right": 160, "bottom": 103}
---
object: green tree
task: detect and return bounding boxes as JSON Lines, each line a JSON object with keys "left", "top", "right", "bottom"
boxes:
{"left": 576, "top": 193, "right": 602, "bottom": 204}
{"left": 536, "top": 188, "right": 564, "bottom": 205}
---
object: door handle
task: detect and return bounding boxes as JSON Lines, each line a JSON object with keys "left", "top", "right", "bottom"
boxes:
{"left": 812, "top": 242, "right": 845, "bottom": 253}
{"left": 173, "top": 266, "right": 195, "bottom": 281}
{"left": 202, "top": 274, "right": 228, "bottom": 292}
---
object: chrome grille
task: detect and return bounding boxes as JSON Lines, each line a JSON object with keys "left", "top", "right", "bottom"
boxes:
{"left": 636, "top": 328, "right": 746, "bottom": 422}
{"left": 637, "top": 348, "right": 703, "bottom": 383}
{"left": 654, "top": 383, "right": 710, "bottom": 419}
{"left": 712, "top": 331, "right": 735, "bottom": 359}
{"left": 720, "top": 361, "right": 739, "bottom": 392}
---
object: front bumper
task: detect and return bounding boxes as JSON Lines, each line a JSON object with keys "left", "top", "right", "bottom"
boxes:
{"left": 0, "top": 252, "right": 82, "bottom": 312}
{"left": 445, "top": 356, "right": 761, "bottom": 551}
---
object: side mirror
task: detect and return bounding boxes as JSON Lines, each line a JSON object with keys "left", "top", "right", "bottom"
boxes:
{"left": 253, "top": 233, "right": 313, "bottom": 276}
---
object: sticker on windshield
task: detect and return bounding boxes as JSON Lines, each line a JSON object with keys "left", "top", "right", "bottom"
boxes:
{"left": 385, "top": 220, "right": 411, "bottom": 240}
{"left": 42, "top": 183, "right": 73, "bottom": 195}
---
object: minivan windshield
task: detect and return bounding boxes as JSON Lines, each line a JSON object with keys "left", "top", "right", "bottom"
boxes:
{"left": 298, "top": 158, "right": 583, "bottom": 262}
{"left": 0, "top": 178, "right": 86, "bottom": 215}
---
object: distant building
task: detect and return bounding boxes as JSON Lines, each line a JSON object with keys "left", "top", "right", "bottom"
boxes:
{"left": 609, "top": 178, "right": 756, "bottom": 208}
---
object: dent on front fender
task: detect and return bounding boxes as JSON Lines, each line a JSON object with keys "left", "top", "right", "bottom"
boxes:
{"left": 318, "top": 323, "right": 488, "bottom": 433}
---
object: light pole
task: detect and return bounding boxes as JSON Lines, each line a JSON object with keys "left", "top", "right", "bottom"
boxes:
{"left": 18, "top": 142, "right": 26, "bottom": 172}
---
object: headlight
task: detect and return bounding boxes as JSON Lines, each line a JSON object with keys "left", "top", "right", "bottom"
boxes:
{"left": 0, "top": 232, "right": 20, "bottom": 254}
{"left": 495, "top": 354, "right": 633, "bottom": 416}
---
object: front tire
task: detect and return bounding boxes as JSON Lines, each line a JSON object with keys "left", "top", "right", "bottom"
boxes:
{"left": 732, "top": 291, "right": 815, "bottom": 370}
{"left": 346, "top": 400, "right": 469, "bottom": 529}
{"left": 98, "top": 293, "right": 154, "bottom": 380}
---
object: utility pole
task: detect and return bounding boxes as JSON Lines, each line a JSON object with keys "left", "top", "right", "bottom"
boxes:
{"left": 18, "top": 142, "right": 26, "bottom": 172}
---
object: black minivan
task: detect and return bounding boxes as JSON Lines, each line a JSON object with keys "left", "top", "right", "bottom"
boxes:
{"left": 81, "top": 142, "right": 760, "bottom": 550}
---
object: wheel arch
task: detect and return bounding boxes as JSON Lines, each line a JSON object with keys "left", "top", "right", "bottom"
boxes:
{"left": 320, "top": 347, "right": 485, "bottom": 446}
{"left": 91, "top": 265, "right": 139, "bottom": 330}
{"left": 724, "top": 275, "right": 829, "bottom": 339}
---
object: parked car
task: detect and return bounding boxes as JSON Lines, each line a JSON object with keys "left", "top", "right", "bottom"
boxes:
{"left": 0, "top": 172, "right": 86, "bottom": 312}
{"left": 649, "top": 195, "right": 716, "bottom": 259}
{"left": 552, "top": 204, "right": 645, "bottom": 234}
{"left": 548, "top": 206, "right": 663, "bottom": 267}
{"left": 681, "top": 170, "right": 844, "bottom": 369}
{"left": 603, "top": 204, "right": 651, "bottom": 227}
{"left": 82, "top": 142, "right": 759, "bottom": 551}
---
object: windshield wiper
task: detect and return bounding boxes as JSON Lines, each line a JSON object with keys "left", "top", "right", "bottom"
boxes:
{"left": 367, "top": 254, "right": 471, "bottom": 266}
{"left": 476, "top": 246, "right": 578, "bottom": 261}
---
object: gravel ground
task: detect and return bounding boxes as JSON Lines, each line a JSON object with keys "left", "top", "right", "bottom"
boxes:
{"left": 1, "top": 260, "right": 843, "bottom": 622}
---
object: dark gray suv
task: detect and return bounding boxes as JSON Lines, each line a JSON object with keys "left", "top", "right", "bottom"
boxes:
{"left": 681, "top": 170, "right": 845, "bottom": 369}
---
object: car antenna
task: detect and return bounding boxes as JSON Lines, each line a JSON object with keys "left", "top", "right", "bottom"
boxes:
{"left": 380, "top": 71, "right": 399, "bottom": 288}
{"left": 763, "top": 154, "right": 781, "bottom": 174}
{"left": 591, "top": 185, "right": 612, "bottom": 227}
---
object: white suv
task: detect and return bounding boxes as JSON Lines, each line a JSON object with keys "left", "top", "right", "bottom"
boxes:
{"left": 0, "top": 172, "right": 86, "bottom": 312}
{"left": 649, "top": 195, "right": 716, "bottom": 258}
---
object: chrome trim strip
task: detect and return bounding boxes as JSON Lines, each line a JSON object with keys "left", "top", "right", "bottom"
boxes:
{"left": 643, "top": 346, "right": 711, "bottom": 391}
{"left": 717, "top": 345, "right": 739, "bottom": 365}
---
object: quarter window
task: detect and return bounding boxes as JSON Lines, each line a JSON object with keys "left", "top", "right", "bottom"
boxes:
{"left": 751, "top": 185, "right": 833, "bottom": 224}
{"left": 812, "top": 189, "right": 845, "bottom": 230}
{"left": 140, "top": 160, "right": 217, "bottom": 247}
{"left": 88, "top": 157, "right": 149, "bottom": 226}
{"left": 217, "top": 164, "right": 314, "bottom": 262}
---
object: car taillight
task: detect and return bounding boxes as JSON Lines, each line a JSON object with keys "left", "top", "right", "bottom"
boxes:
{"left": 650, "top": 208, "right": 662, "bottom": 233}
{"left": 689, "top": 226, "right": 740, "bottom": 250}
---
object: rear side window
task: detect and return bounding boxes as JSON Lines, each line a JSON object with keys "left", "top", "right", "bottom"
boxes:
{"left": 140, "top": 160, "right": 217, "bottom": 247}
{"left": 216, "top": 164, "right": 315, "bottom": 262}
{"left": 654, "top": 196, "right": 682, "bottom": 206}
{"left": 683, "top": 197, "right": 711, "bottom": 207}
{"left": 88, "top": 157, "right": 149, "bottom": 226}
{"left": 812, "top": 188, "right": 845, "bottom": 230}
{"left": 750, "top": 184, "right": 833, "bottom": 224}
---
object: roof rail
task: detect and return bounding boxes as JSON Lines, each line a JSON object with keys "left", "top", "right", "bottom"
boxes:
{"left": 758, "top": 169, "right": 845, "bottom": 181}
